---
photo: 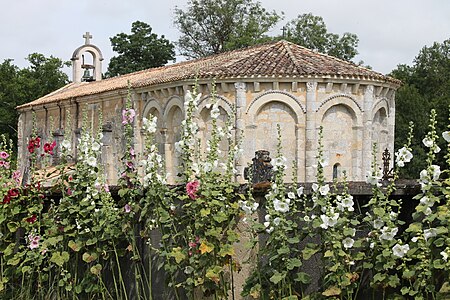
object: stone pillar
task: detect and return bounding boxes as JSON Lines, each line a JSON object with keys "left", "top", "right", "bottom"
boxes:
{"left": 101, "top": 123, "right": 115, "bottom": 185}
{"left": 296, "top": 123, "right": 306, "bottom": 181}
{"left": 305, "top": 81, "right": 318, "bottom": 182}
{"left": 362, "top": 85, "right": 374, "bottom": 180}
{"left": 388, "top": 91, "right": 396, "bottom": 168}
{"left": 234, "top": 82, "right": 246, "bottom": 183}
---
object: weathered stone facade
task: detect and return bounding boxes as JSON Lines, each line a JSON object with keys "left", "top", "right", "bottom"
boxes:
{"left": 16, "top": 39, "right": 400, "bottom": 185}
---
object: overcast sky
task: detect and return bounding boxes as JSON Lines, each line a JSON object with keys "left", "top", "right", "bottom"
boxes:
{"left": 1, "top": 0, "right": 449, "bottom": 79}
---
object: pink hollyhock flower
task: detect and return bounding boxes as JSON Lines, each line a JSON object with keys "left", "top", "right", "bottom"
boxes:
{"left": 186, "top": 181, "right": 200, "bottom": 200}
{"left": 3, "top": 161, "right": 9, "bottom": 169}
{"left": 130, "top": 148, "right": 135, "bottom": 157}
{"left": 122, "top": 109, "right": 136, "bottom": 125}
{"left": 28, "top": 234, "right": 40, "bottom": 249}
{"left": 0, "top": 151, "right": 9, "bottom": 159}
{"left": 12, "top": 170, "right": 21, "bottom": 183}
{"left": 124, "top": 203, "right": 131, "bottom": 213}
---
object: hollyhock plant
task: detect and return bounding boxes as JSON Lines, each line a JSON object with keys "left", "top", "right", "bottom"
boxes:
{"left": 0, "top": 151, "right": 9, "bottom": 159}
{"left": 186, "top": 180, "right": 200, "bottom": 199}
{"left": 43, "top": 140, "right": 57, "bottom": 155}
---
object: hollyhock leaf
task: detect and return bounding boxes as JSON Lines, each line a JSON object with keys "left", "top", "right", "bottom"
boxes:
{"left": 199, "top": 241, "right": 214, "bottom": 254}
{"left": 322, "top": 286, "right": 341, "bottom": 296}
{"left": 90, "top": 264, "right": 102, "bottom": 275}
{"left": 51, "top": 251, "right": 70, "bottom": 267}
{"left": 218, "top": 244, "right": 235, "bottom": 257}
{"left": 294, "top": 272, "right": 311, "bottom": 284}
{"left": 286, "top": 258, "right": 302, "bottom": 270}
{"left": 82, "top": 252, "right": 98, "bottom": 263}
{"left": 269, "top": 271, "right": 285, "bottom": 284}
{"left": 302, "top": 247, "right": 319, "bottom": 260}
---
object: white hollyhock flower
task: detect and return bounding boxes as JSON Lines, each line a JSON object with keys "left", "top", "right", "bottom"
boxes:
{"left": 273, "top": 217, "right": 281, "bottom": 226}
{"left": 395, "top": 147, "right": 413, "bottom": 167}
{"left": 392, "top": 243, "right": 410, "bottom": 258}
{"left": 297, "top": 187, "right": 304, "bottom": 197}
{"left": 373, "top": 218, "right": 384, "bottom": 229}
{"left": 441, "top": 251, "right": 448, "bottom": 262}
{"left": 443, "top": 131, "right": 450, "bottom": 142}
{"left": 319, "top": 184, "right": 330, "bottom": 196}
{"left": 86, "top": 156, "right": 97, "bottom": 167}
{"left": 91, "top": 142, "right": 101, "bottom": 152}
{"left": 434, "top": 145, "right": 441, "bottom": 153}
{"left": 287, "top": 192, "right": 296, "bottom": 199}
{"left": 366, "top": 171, "right": 382, "bottom": 187}
{"left": 422, "top": 137, "right": 434, "bottom": 147}
{"left": 312, "top": 183, "right": 319, "bottom": 192}
{"left": 273, "top": 199, "right": 289, "bottom": 213}
{"left": 423, "top": 228, "right": 437, "bottom": 241}
{"left": 320, "top": 213, "right": 339, "bottom": 229}
{"left": 61, "top": 139, "right": 72, "bottom": 151}
{"left": 342, "top": 237, "right": 355, "bottom": 249}
{"left": 379, "top": 226, "right": 398, "bottom": 241}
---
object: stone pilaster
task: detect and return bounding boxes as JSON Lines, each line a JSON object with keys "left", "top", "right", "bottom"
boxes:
{"left": 305, "top": 81, "right": 318, "bottom": 182}
{"left": 362, "top": 85, "right": 374, "bottom": 179}
{"left": 388, "top": 91, "right": 396, "bottom": 168}
{"left": 234, "top": 82, "right": 246, "bottom": 182}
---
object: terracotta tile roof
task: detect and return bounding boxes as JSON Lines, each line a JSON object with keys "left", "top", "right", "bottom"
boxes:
{"left": 17, "top": 40, "right": 400, "bottom": 109}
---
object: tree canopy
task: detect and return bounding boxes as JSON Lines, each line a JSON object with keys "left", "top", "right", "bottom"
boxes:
{"left": 106, "top": 21, "right": 176, "bottom": 77}
{"left": 284, "top": 13, "right": 359, "bottom": 61}
{"left": 173, "top": 0, "right": 282, "bottom": 59}
{"left": 391, "top": 39, "right": 450, "bottom": 178}
{"left": 0, "top": 54, "right": 69, "bottom": 147}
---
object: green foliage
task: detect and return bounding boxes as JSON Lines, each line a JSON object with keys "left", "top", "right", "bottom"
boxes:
{"left": 173, "top": 0, "right": 282, "bottom": 58}
{"left": 391, "top": 39, "right": 450, "bottom": 178}
{"left": 284, "top": 13, "right": 359, "bottom": 61}
{"left": 0, "top": 54, "right": 69, "bottom": 148}
{"left": 106, "top": 21, "right": 175, "bottom": 77}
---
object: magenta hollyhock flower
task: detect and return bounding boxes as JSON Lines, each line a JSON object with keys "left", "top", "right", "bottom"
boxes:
{"left": 0, "top": 151, "right": 9, "bottom": 159}
{"left": 186, "top": 180, "right": 200, "bottom": 200}
{"left": 43, "top": 140, "right": 57, "bottom": 155}
{"left": 26, "top": 215, "right": 37, "bottom": 224}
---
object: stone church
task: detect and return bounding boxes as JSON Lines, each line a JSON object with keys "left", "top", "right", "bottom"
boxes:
{"left": 16, "top": 34, "right": 400, "bottom": 185}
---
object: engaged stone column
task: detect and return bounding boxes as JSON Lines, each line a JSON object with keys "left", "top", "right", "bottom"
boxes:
{"left": 305, "top": 81, "right": 318, "bottom": 182}
{"left": 234, "top": 82, "right": 246, "bottom": 183}
{"left": 362, "top": 85, "right": 374, "bottom": 180}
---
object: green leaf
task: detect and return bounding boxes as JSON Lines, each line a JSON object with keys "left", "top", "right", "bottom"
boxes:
{"left": 287, "top": 237, "right": 299, "bottom": 244}
{"left": 324, "top": 250, "right": 333, "bottom": 258}
{"left": 7, "top": 222, "right": 18, "bottom": 233}
{"left": 269, "top": 271, "right": 285, "bottom": 284}
{"left": 406, "top": 222, "right": 422, "bottom": 233}
{"left": 170, "top": 247, "right": 186, "bottom": 263}
{"left": 200, "top": 208, "right": 210, "bottom": 217}
{"left": 51, "top": 251, "right": 70, "bottom": 267}
{"left": 90, "top": 264, "right": 102, "bottom": 275}
{"left": 277, "top": 246, "right": 290, "bottom": 255}
{"left": 86, "top": 237, "right": 97, "bottom": 246}
{"left": 322, "top": 286, "right": 341, "bottom": 296}
{"left": 82, "top": 252, "right": 98, "bottom": 263}
{"left": 218, "top": 244, "right": 235, "bottom": 257}
{"left": 302, "top": 247, "right": 319, "bottom": 260}
{"left": 286, "top": 258, "right": 302, "bottom": 270}
{"left": 281, "top": 296, "right": 298, "bottom": 300}
{"left": 21, "top": 265, "right": 32, "bottom": 274}
{"left": 294, "top": 272, "right": 311, "bottom": 284}
{"left": 68, "top": 240, "right": 83, "bottom": 252}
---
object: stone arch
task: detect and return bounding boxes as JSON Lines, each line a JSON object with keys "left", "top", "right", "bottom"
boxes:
{"left": 163, "top": 96, "right": 184, "bottom": 126}
{"left": 372, "top": 106, "right": 389, "bottom": 164}
{"left": 141, "top": 98, "right": 164, "bottom": 157}
{"left": 316, "top": 95, "right": 362, "bottom": 127}
{"left": 246, "top": 91, "right": 305, "bottom": 125}
{"left": 198, "top": 94, "right": 234, "bottom": 117}
{"left": 164, "top": 104, "right": 184, "bottom": 183}
{"left": 71, "top": 44, "right": 103, "bottom": 82}
{"left": 197, "top": 95, "right": 233, "bottom": 159}
{"left": 320, "top": 103, "right": 360, "bottom": 181}
{"left": 372, "top": 98, "right": 390, "bottom": 119}
{"left": 142, "top": 98, "right": 163, "bottom": 121}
